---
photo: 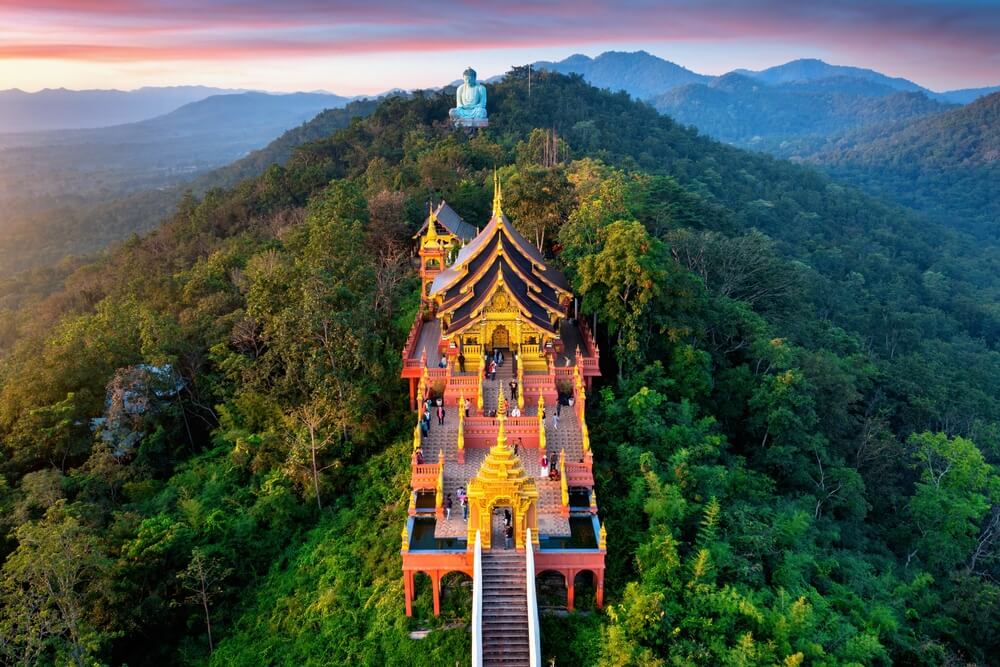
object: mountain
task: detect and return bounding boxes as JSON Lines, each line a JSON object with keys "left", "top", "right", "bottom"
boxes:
{"left": 735, "top": 57, "right": 928, "bottom": 93}
{"left": 0, "top": 92, "right": 364, "bottom": 277}
{"left": 2, "top": 69, "right": 999, "bottom": 666}
{"left": 804, "top": 91, "right": 1000, "bottom": 228}
{"left": 935, "top": 85, "right": 1000, "bottom": 104}
{"left": 0, "top": 85, "right": 247, "bottom": 132}
{"left": 533, "top": 50, "right": 710, "bottom": 99}
{"left": 652, "top": 73, "right": 954, "bottom": 152}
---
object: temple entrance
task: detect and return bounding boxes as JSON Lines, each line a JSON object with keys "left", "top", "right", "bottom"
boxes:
{"left": 491, "top": 324, "right": 510, "bottom": 349}
{"left": 490, "top": 504, "right": 512, "bottom": 550}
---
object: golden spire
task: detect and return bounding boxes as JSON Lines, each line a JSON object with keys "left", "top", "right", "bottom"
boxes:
{"left": 424, "top": 201, "right": 439, "bottom": 246}
{"left": 492, "top": 169, "right": 504, "bottom": 218}
{"left": 496, "top": 391, "right": 507, "bottom": 448}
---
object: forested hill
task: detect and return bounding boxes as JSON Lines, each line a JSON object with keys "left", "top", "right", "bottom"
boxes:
{"left": 805, "top": 91, "right": 1000, "bottom": 230}
{"left": 1, "top": 70, "right": 999, "bottom": 666}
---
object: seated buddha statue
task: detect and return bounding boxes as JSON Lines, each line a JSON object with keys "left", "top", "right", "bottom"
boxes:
{"left": 449, "top": 67, "right": 488, "bottom": 125}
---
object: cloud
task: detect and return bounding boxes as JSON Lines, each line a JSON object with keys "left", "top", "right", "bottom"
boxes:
{"left": 0, "top": 0, "right": 997, "bottom": 87}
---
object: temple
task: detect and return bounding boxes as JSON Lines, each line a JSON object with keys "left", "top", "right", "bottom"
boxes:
{"left": 400, "top": 175, "right": 603, "bottom": 666}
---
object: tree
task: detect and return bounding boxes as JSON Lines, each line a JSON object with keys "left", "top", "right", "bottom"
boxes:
{"left": 501, "top": 164, "right": 573, "bottom": 251}
{"left": 286, "top": 399, "right": 340, "bottom": 510}
{"left": 177, "top": 548, "right": 231, "bottom": 653}
{"left": 907, "top": 432, "right": 996, "bottom": 572}
{"left": 578, "top": 220, "right": 668, "bottom": 380}
{"left": 0, "top": 502, "right": 109, "bottom": 666}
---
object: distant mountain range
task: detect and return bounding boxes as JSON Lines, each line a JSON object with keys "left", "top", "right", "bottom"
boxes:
{"left": 534, "top": 51, "right": 999, "bottom": 161}
{"left": 0, "top": 91, "right": 351, "bottom": 201}
{"left": 535, "top": 52, "right": 1000, "bottom": 104}
{"left": 802, "top": 92, "right": 1000, "bottom": 229}
{"left": 0, "top": 86, "right": 255, "bottom": 132}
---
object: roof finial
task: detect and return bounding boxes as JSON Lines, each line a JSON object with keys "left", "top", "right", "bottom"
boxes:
{"left": 492, "top": 168, "right": 504, "bottom": 219}
{"left": 424, "top": 201, "right": 439, "bottom": 244}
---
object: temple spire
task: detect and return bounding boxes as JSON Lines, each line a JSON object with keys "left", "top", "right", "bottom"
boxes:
{"left": 492, "top": 169, "right": 504, "bottom": 218}
{"left": 496, "top": 391, "right": 507, "bottom": 449}
{"left": 423, "top": 202, "right": 439, "bottom": 246}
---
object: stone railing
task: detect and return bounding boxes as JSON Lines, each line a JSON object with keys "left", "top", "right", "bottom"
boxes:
{"left": 403, "top": 313, "right": 424, "bottom": 364}
{"left": 472, "top": 530, "right": 483, "bottom": 667}
{"left": 410, "top": 462, "right": 441, "bottom": 490}
{"left": 577, "top": 317, "right": 600, "bottom": 360}
{"left": 566, "top": 461, "right": 594, "bottom": 487}
{"left": 525, "top": 528, "right": 541, "bottom": 667}
{"left": 464, "top": 415, "right": 540, "bottom": 448}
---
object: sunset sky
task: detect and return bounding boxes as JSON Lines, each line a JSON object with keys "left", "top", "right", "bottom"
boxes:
{"left": 1, "top": 0, "right": 998, "bottom": 94}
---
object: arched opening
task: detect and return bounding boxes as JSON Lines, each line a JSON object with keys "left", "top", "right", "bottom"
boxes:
{"left": 425, "top": 258, "right": 441, "bottom": 270}
{"left": 488, "top": 499, "right": 513, "bottom": 550}
{"left": 573, "top": 570, "right": 597, "bottom": 611}
{"left": 411, "top": 571, "right": 435, "bottom": 620}
{"left": 439, "top": 571, "right": 473, "bottom": 622}
{"left": 536, "top": 570, "right": 568, "bottom": 609}
{"left": 492, "top": 324, "right": 510, "bottom": 349}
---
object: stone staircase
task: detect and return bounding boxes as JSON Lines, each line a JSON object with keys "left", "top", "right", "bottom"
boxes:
{"left": 481, "top": 549, "right": 530, "bottom": 666}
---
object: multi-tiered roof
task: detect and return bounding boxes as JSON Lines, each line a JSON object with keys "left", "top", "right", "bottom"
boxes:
{"left": 429, "top": 176, "right": 572, "bottom": 337}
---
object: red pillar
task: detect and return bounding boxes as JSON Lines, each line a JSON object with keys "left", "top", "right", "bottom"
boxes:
{"left": 432, "top": 571, "right": 441, "bottom": 616}
{"left": 404, "top": 570, "right": 413, "bottom": 617}
{"left": 597, "top": 570, "right": 605, "bottom": 608}
{"left": 409, "top": 379, "right": 416, "bottom": 411}
{"left": 566, "top": 570, "right": 575, "bottom": 611}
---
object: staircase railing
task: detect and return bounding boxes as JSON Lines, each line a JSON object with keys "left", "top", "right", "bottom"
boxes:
{"left": 525, "top": 528, "right": 541, "bottom": 667}
{"left": 472, "top": 530, "right": 483, "bottom": 667}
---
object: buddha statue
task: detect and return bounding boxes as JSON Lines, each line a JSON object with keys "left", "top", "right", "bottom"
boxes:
{"left": 449, "top": 67, "right": 488, "bottom": 125}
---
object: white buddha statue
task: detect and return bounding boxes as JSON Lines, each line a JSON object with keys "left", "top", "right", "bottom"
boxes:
{"left": 449, "top": 67, "right": 488, "bottom": 125}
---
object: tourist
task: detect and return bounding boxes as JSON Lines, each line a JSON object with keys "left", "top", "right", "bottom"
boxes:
{"left": 423, "top": 408, "right": 431, "bottom": 432}
{"left": 458, "top": 352, "right": 466, "bottom": 373}
{"left": 416, "top": 448, "right": 424, "bottom": 465}
{"left": 437, "top": 404, "right": 445, "bottom": 425}
{"left": 509, "top": 405, "right": 520, "bottom": 417}
{"left": 504, "top": 508, "right": 511, "bottom": 527}
{"left": 552, "top": 411, "right": 559, "bottom": 430}
{"left": 514, "top": 438, "right": 522, "bottom": 456}
{"left": 446, "top": 494, "right": 453, "bottom": 519}
{"left": 498, "top": 349, "right": 504, "bottom": 366}
{"left": 438, "top": 355, "right": 447, "bottom": 368}
{"left": 509, "top": 379, "right": 518, "bottom": 401}
{"left": 539, "top": 454, "right": 548, "bottom": 478}
{"left": 462, "top": 496, "right": 469, "bottom": 520}
{"left": 464, "top": 397, "right": 471, "bottom": 417}
{"left": 505, "top": 525, "right": 513, "bottom": 550}
{"left": 489, "top": 359, "right": 497, "bottom": 381}
{"left": 556, "top": 397, "right": 562, "bottom": 416}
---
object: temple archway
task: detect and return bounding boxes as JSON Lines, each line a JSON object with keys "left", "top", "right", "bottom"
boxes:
{"left": 465, "top": 416, "right": 539, "bottom": 550}
{"left": 439, "top": 571, "right": 473, "bottom": 620}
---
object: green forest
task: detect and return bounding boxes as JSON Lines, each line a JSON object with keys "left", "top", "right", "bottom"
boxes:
{"left": 1, "top": 70, "right": 999, "bottom": 665}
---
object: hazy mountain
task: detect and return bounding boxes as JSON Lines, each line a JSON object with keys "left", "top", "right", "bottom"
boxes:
{"left": 0, "top": 85, "right": 248, "bottom": 132}
{"left": 652, "top": 73, "right": 954, "bottom": 152}
{"left": 537, "top": 51, "right": 999, "bottom": 106}
{"left": 735, "top": 58, "right": 928, "bottom": 93}
{"left": 0, "top": 96, "right": 375, "bottom": 278}
{"left": 935, "top": 85, "right": 1000, "bottom": 105}
{"left": 0, "top": 92, "right": 351, "bottom": 201}
{"left": 805, "top": 92, "right": 1000, "bottom": 228}
{"left": 533, "top": 50, "right": 709, "bottom": 99}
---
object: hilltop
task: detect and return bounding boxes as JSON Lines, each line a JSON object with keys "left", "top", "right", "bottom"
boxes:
{"left": 0, "top": 70, "right": 998, "bottom": 665}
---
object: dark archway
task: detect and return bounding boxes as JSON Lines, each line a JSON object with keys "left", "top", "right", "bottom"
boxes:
{"left": 535, "top": 570, "right": 568, "bottom": 609}
{"left": 439, "top": 571, "right": 473, "bottom": 622}
{"left": 573, "top": 570, "right": 596, "bottom": 611}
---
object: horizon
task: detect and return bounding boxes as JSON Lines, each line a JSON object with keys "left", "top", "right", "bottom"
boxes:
{"left": 1, "top": 1, "right": 998, "bottom": 94}
{"left": 2, "top": 50, "right": 997, "bottom": 98}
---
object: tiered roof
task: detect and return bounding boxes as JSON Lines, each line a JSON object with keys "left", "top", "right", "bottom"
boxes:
{"left": 414, "top": 200, "right": 478, "bottom": 242}
{"left": 429, "top": 177, "right": 571, "bottom": 337}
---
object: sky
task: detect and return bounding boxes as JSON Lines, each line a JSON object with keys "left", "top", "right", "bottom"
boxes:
{"left": 0, "top": 0, "right": 998, "bottom": 94}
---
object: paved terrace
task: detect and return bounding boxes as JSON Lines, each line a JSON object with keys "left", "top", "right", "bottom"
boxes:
{"left": 414, "top": 361, "right": 588, "bottom": 540}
